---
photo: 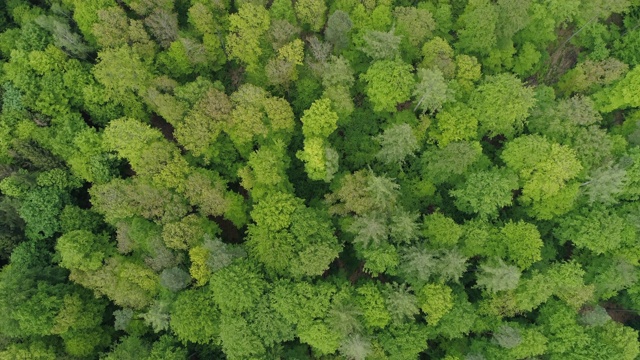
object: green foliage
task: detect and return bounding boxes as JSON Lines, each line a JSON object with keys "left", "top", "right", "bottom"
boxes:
{"left": 476, "top": 259, "right": 522, "bottom": 293}
{"left": 248, "top": 192, "right": 340, "bottom": 278}
{"left": 378, "top": 322, "right": 429, "bottom": 360}
{"left": 361, "top": 59, "right": 415, "bottom": 112}
{"left": 375, "top": 123, "right": 419, "bottom": 165}
{"left": 421, "top": 37, "right": 455, "bottom": 77}
{"left": 339, "top": 334, "right": 372, "bottom": 360}
{"left": 170, "top": 289, "right": 220, "bottom": 344}
{"left": 501, "top": 135, "right": 582, "bottom": 219}
{"left": 209, "top": 261, "right": 266, "bottom": 314}
{"left": 394, "top": 6, "right": 435, "bottom": 61}
{"left": 594, "top": 64, "right": 640, "bottom": 112}
{"left": 418, "top": 283, "right": 453, "bottom": 325}
{"left": 56, "top": 230, "right": 112, "bottom": 272}
{"left": 558, "top": 58, "right": 628, "bottom": 96}
{"left": 226, "top": 3, "right": 270, "bottom": 73}
{"left": 93, "top": 44, "right": 152, "bottom": 99}
{"left": 383, "top": 283, "right": 419, "bottom": 324}
{"left": 556, "top": 206, "right": 636, "bottom": 255}
{"left": 0, "top": 1, "right": 638, "bottom": 359}
{"left": 357, "top": 282, "right": 391, "bottom": 329}
{"left": 399, "top": 247, "right": 468, "bottom": 286}
{"left": 361, "top": 29, "right": 401, "bottom": 60}
{"left": 423, "top": 212, "right": 463, "bottom": 248}
{"left": 19, "top": 187, "right": 65, "bottom": 240}
{"left": 456, "top": 0, "right": 498, "bottom": 56}
{"left": 295, "top": 0, "right": 327, "bottom": 32}
{"left": 451, "top": 168, "right": 519, "bottom": 218}
{"left": 499, "top": 220, "right": 543, "bottom": 269}
{"left": 325, "top": 10, "right": 352, "bottom": 51}
{"left": 421, "top": 141, "right": 484, "bottom": 185}
{"left": 413, "top": 68, "right": 455, "bottom": 115}
{"left": 470, "top": 73, "right": 536, "bottom": 139}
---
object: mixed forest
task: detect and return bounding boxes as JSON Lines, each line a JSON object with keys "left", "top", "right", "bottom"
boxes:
{"left": 3, "top": 0, "right": 640, "bottom": 359}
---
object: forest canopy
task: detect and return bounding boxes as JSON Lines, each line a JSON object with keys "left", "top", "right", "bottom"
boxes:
{"left": 1, "top": 0, "right": 640, "bottom": 359}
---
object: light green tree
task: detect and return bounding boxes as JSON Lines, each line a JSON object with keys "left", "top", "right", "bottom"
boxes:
{"left": 361, "top": 60, "right": 415, "bottom": 113}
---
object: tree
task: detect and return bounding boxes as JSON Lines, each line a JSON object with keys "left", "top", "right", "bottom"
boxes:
{"left": 1, "top": 1, "right": 640, "bottom": 359}
{"left": 558, "top": 58, "right": 628, "bottom": 96}
{"left": 555, "top": 206, "right": 636, "bottom": 255}
{"left": 582, "top": 162, "right": 626, "bottom": 205}
{"left": 325, "top": 10, "right": 352, "bottom": 51}
{"left": 56, "top": 230, "right": 113, "bottom": 272}
{"left": 383, "top": 283, "right": 420, "bottom": 324}
{"left": 69, "top": 256, "right": 159, "bottom": 309}
{"left": 361, "top": 60, "right": 415, "bottom": 113}
{"left": 159, "top": 267, "right": 191, "bottom": 292}
{"left": 451, "top": 168, "right": 519, "bottom": 218}
{"left": 143, "top": 8, "right": 178, "bottom": 48}
{"left": 501, "top": 135, "right": 583, "bottom": 219}
{"left": 181, "top": 169, "right": 246, "bottom": 226}
{"left": 389, "top": 209, "right": 420, "bottom": 244}
{"left": 161, "top": 214, "right": 219, "bottom": 250}
{"left": 423, "top": 212, "right": 463, "bottom": 248}
{"left": 18, "top": 187, "right": 65, "bottom": 240}
{"left": 470, "top": 73, "right": 536, "bottom": 139}
{"left": 347, "top": 212, "right": 388, "bottom": 249}
{"left": 240, "top": 140, "right": 293, "bottom": 198}
{"left": 421, "top": 141, "right": 484, "bottom": 185}
{"left": 296, "top": 98, "right": 340, "bottom": 182}
{"left": 210, "top": 261, "right": 267, "bottom": 315}
{"left": 398, "top": 247, "right": 468, "bottom": 287}
{"left": 247, "top": 192, "right": 341, "bottom": 278}
{"left": 114, "top": 0, "right": 173, "bottom": 16}
{"left": 499, "top": 220, "right": 543, "bottom": 269}
{"left": 321, "top": 55, "right": 355, "bottom": 89}
{"left": 547, "top": 261, "right": 594, "bottom": 309}
{"left": 299, "top": 98, "right": 338, "bottom": 138}
{"left": 361, "top": 29, "right": 401, "bottom": 60}
{"left": 493, "top": 325, "right": 522, "bottom": 349}
{"left": 225, "top": 3, "right": 270, "bottom": 73}
{"left": 339, "top": 334, "right": 372, "bottom": 360}
{"left": 394, "top": 6, "right": 435, "bottom": 61}
{"left": 266, "top": 38, "right": 304, "bottom": 86}
{"left": 375, "top": 123, "right": 419, "bottom": 165}
{"left": 156, "top": 38, "right": 209, "bottom": 78}
{"left": 68, "top": 0, "right": 118, "bottom": 45}
{"left": 294, "top": 0, "right": 327, "bottom": 32}
{"left": 90, "top": 178, "right": 190, "bottom": 224}
{"left": 269, "top": 0, "right": 296, "bottom": 22}
{"left": 93, "top": 45, "right": 152, "bottom": 98}
{"left": 0, "top": 341, "right": 58, "bottom": 360}
{"left": 218, "top": 314, "right": 266, "bottom": 360}
{"left": 378, "top": 322, "right": 429, "bottom": 360}
{"left": 269, "top": 19, "right": 300, "bottom": 51}
{"left": 357, "top": 282, "right": 391, "bottom": 330}
{"left": 428, "top": 104, "right": 478, "bottom": 147}
{"left": 103, "top": 118, "right": 183, "bottom": 179}
{"left": 35, "top": 14, "right": 92, "bottom": 59}
{"left": 594, "top": 63, "right": 640, "bottom": 112}
{"left": 476, "top": 259, "right": 522, "bottom": 293}
{"left": 413, "top": 68, "right": 455, "bottom": 114}
{"left": 418, "top": 283, "right": 453, "bottom": 325}
{"left": 421, "top": 37, "right": 456, "bottom": 77}
{"left": 91, "top": 6, "right": 155, "bottom": 56}
{"left": 173, "top": 88, "right": 232, "bottom": 158}
{"left": 227, "top": 84, "right": 295, "bottom": 156}
{"left": 188, "top": 238, "right": 245, "bottom": 286}
{"left": 456, "top": 0, "right": 498, "bottom": 56}
{"left": 170, "top": 289, "right": 220, "bottom": 344}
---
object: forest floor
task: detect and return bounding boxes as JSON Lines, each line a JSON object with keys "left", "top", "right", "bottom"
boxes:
{"left": 542, "top": 27, "right": 580, "bottom": 85}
